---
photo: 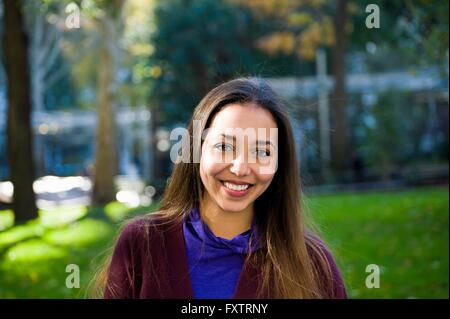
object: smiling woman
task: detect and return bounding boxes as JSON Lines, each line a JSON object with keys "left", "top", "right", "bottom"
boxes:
{"left": 96, "top": 77, "right": 347, "bottom": 299}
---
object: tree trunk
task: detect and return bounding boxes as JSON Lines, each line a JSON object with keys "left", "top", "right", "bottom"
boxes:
{"left": 331, "top": 0, "right": 349, "bottom": 180}
{"left": 3, "top": 0, "right": 38, "bottom": 222}
{"left": 92, "top": 19, "right": 118, "bottom": 205}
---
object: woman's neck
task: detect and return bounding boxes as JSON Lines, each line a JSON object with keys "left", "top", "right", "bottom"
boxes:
{"left": 199, "top": 197, "right": 254, "bottom": 240}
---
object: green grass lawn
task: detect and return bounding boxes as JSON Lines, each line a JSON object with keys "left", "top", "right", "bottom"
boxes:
{"left": 0, "top": 186, "right": 448, "bottom": 298}
{"left": 305, "top": 186, "right": 449, "bottom": 298}
{"left": 0, "top": 202, "right": 158, "bottom": 298}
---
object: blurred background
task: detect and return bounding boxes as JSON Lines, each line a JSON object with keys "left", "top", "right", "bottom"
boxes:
{"left": 0, "top": 0, "right": 448, "bottom": 298}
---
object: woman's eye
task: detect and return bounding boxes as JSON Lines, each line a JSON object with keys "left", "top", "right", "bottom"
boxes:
{"left": 256, "top": 149, "right": 270, "bottom": 158}
{"left": 214, "top": 143, "right": 233, "bottom": 152}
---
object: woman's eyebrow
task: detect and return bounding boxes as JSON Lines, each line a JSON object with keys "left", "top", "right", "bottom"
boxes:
{"left": 219, "top": 133, "right": 276, "bottom": 148}
{"left": 219, "top": 133, "right": 235, "bottom": 141}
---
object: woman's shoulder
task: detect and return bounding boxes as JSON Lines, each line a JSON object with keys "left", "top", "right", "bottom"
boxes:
{"left": 305, "top": 231, "right": 337, "bottom": 258}
{"left": 115, "top": 211, "right": 179, "bottom": 250}
{"left": 121, "top": 211, "right": 166, "bottom": 231}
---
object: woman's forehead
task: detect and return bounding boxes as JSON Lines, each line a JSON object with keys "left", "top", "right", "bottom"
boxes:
{"left": 209, "top": 103, "right": 277, "bottom": 130}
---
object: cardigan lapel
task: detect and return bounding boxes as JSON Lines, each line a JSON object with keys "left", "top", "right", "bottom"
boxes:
{"left": 165, "top": 220, "right": 262, "bottom": 299}
{"left": 233, "top": 258, "right": 264, "bottom": 298}
{"left": 165, "top": 221, "right": 194, "bottom": 298}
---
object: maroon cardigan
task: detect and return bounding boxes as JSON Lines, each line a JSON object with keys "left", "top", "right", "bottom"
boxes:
{"left": 104, "top": 214, "right": 347, "bottom": 299}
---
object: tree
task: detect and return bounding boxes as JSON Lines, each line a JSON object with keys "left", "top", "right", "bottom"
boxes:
{"left": 3, "top": 0, "right": 38, "bottom": 222}
{"left": 23, "top": 1, "right": 65, "bottom": 112}
{"left": 330, "top": 0, "right": 349, "bottom": 177}
{"left": 233, "top": 0, "right": 335, "bottom": 61}
{"left": 349, "top": 0, "right": 449, "bottom": 68}
{"left": 150, "top": 0, "right": 261, "bottom": 126}
{"left": 91, "top": 0, "right": 125, "bottom": 204}
{"left": 50, "top": 0, "right": 125, "bottom": 204}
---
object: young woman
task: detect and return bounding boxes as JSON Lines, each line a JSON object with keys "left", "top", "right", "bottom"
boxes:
{"left": 100, "top": 77, "right": 347, "bottom": 299}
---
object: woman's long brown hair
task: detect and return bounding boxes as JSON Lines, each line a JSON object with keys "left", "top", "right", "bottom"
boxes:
{"left": 93, "top": 77, "right": 335, "bottom": 298}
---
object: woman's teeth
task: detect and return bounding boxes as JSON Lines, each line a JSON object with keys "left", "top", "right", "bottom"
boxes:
{"left": 223, "top": 182, "right": 250, "bottom": 191}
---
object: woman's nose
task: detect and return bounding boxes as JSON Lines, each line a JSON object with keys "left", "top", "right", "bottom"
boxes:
{"left": 230, "top": 155, "right": 251, "bottom": 176}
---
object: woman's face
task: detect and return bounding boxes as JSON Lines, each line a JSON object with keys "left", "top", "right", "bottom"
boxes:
{"left": 200, "top": 103, "right": 278, "bottom": 213}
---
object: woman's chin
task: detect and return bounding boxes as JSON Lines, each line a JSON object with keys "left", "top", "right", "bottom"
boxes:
{"left": 218, "top": 201, "right": 250, "bottom": 213}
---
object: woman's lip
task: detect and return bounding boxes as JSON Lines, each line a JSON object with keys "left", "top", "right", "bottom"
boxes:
{"left": 220, "top": 179, "right": 255, "bottom": 186}
{"left": 220, "top": 180, "right": 253, "bottom": 197}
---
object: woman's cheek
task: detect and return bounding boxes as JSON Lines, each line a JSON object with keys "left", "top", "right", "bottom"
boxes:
{"left": 257, "top": 176, "right": 274, "bottom": 193}
{"left": 257, "top": 155, "right": 278, "bottom": 175}
{"left": 253, "top": 161, "right": 276, "bottom": 183}
{"left": 258, "top": 174, "right": 274, "bottom": 184}
{"left": 254, "top": 170, "right": 275, "bottom": 195}
{"left": 201, "top": 151, "right": 227, "bottom": 176}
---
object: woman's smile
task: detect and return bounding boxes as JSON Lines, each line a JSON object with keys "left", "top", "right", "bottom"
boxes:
{"left": 219, "top": 179, "right": 255, "bottom": 197}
